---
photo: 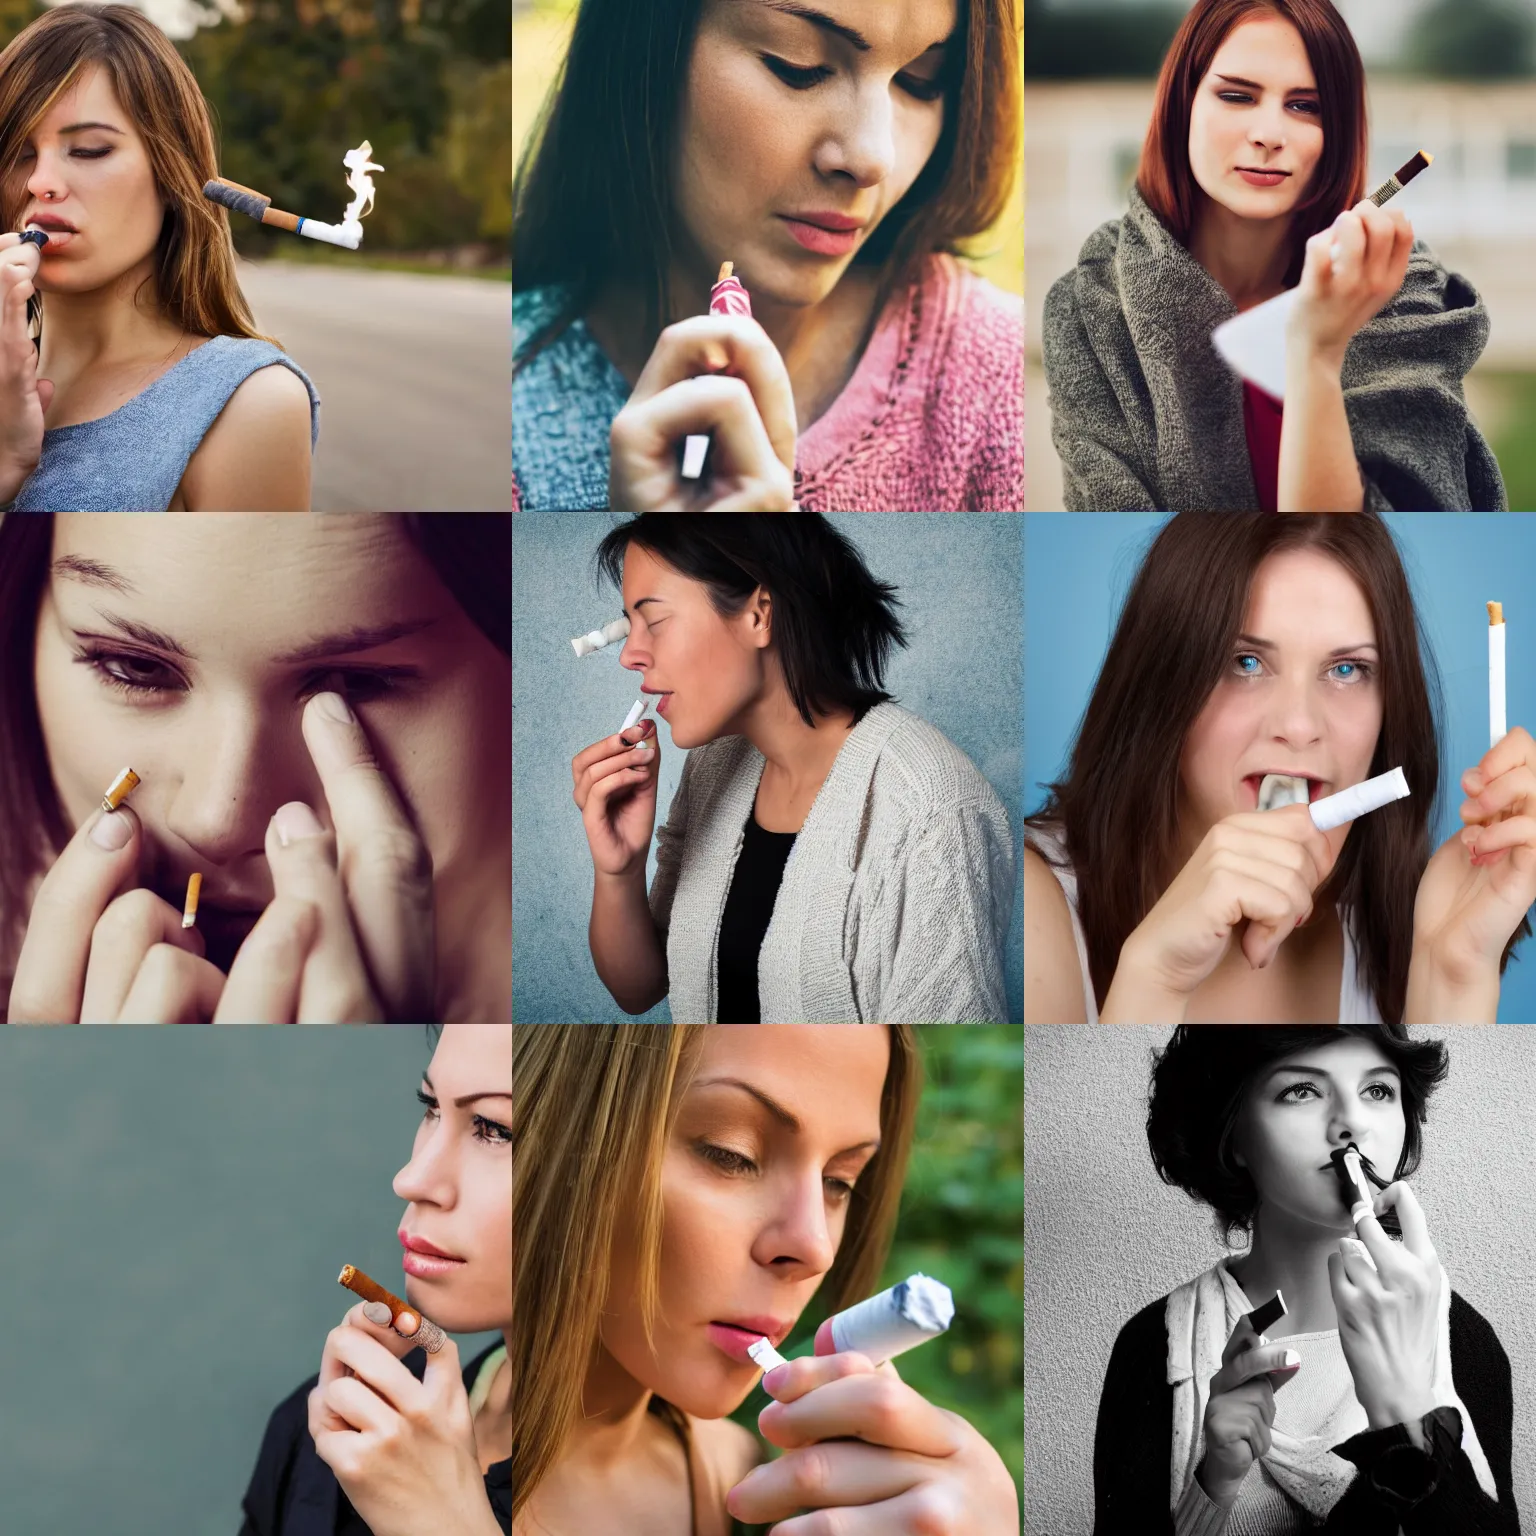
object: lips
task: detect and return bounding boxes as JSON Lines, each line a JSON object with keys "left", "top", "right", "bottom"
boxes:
{"left": 1236, "top": 167, "right": 1290, "bottom": 187}
{"left": 1243, "top": 772, "right": 1327, "bottom": 807}
{"left": 781, "top": 211, "right": 865, "bottom": 233}
{"left": 400, "top": 1230, "right": 463, "bottom": 1260}
{"left": 24, "top": 212, "right": 76, "bottom": 233}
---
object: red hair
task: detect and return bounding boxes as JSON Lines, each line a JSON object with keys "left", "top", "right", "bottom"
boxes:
{"left": 1136, "top": 0, "right": 1368, "bottom": 285}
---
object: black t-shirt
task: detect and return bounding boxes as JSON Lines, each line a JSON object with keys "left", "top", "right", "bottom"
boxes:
{"left": 238, "top": 1341, "right": 511, "bottom": 1536}
{"left": 717, "top": 813, "right": 798, "bottom": 1024}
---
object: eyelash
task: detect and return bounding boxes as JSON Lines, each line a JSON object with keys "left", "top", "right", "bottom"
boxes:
{"left": 1231, "top": 653, "right": 1374, "bottom": 685}
{"left": 71, "top": 644, "right": 417, "bottom": 704}
{"left": 416, "top": 1090, "right": 512, "bottom": 1145}
{"left": 761, "top": 54, "right": 944, "bottom": 102}
{"left": 1277, "top": 1079, "right": 1397, "bottom": 1104}
{"left": 1216, "top": 90, "right": 1320, "bottom": 115}
{"left": 696, "top": 1140, "right": 856, "bottom": 1202}
{"left": 16, "top": 147, "right": 111, "bottom": 160}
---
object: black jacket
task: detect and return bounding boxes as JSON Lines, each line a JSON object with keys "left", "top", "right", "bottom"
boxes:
{"left": 1094, "top": 1290, "right": 1517, "bottom": 1535}
{"left": 238, "top": 1342, "right": 512, "bottom": 1536}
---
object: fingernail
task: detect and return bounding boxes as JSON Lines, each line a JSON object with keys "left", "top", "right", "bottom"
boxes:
{"left": 315, "top": 691, "right": 354, "bottom": 725}
{"left": 273, "top": 801, "right": 325, "bottom": 847}
{"left": 1466, "top": 769, "right": 1485, "bottom": 793}
{"left": 362, "top": 1301, "right": 392, "bottom": 1326}
{"left": 1283, "top": 1349, "right": 1301, "bottom": 1368}
{"left": 763, "top": 1365, "right": 789, "bottom": 1393}
{"left": 89, "top": 810, "right": 133, "bottom": 851}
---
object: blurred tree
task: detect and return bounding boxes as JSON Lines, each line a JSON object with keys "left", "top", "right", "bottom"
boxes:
{"left": 1025, "top": 0, "right": 1185, "bottom": 78}
{"left": 0, "top": 0, "right": 46, "bottom": 53}
{"left": 1405, "top": 0, "right": 1536, "bottom": 78}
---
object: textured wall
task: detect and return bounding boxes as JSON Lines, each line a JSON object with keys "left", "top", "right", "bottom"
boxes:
{"left": 1023, "top": 512, "right": 1536, "bottom": 1023}
{"left": 513, "top": 514, "right": 1024, "bottom": 1024}
{"left": 1024, "top": 1025, "right": 1536, "bottom": 1536}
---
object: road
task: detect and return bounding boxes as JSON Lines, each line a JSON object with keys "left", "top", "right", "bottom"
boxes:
{"left": 235, "top": 260, "right": 510, "bottom": 511}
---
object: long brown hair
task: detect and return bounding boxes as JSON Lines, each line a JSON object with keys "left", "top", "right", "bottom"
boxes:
{"left": 1136, "top": 0, "right": 1368, "bottom": 288}
{"left": 512, "top": 1023, "right": 920, "bottom": 1521}
{"left": 513, "top": 0, "right": 1021, "bottom": 375}
{"left": 0, "top": 4, "right": 273, "bottom": 342}
{"left": 1027, "top": 513, "right": 1529, "bottom": 1025}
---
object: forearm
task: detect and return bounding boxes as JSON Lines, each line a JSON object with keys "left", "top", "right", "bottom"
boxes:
{"left": 589, "top": 865, "right": 668, "bottom": 1014}
{"left": 1277, "top": 348, "right": 1365, "bottom": 513}
{"left": 1099, "top": 943, "right": 1190, "bottom": 1025}
{"left": 1405, "top": 945, "right": 1500, "bottom": 1024}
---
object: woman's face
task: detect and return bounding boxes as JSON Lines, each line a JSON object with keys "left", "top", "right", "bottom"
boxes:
{"left": 602, "top": 1024, "right": 890, "bottom": 1418}
{"left": 618, "top": 543, "right": 775, "bottom": 751}
{"left": 1232, "top": 1034, "right": 1408, "bottom": 1234}
{"left": 676, "top": 0, "right": 955, "bottom": 308}
{"left": 9, "top": 64, "right": 168, "bottom": 295}
{"left": 32, "top": 515, "right": 511, "bottom": 972}
{"left": 394, "top": 1023, "right": 513, "bottom": 1332}
{"left": 1187, "top": 14, "right": 1325, "bottom": 226}
{"left": 1180, "top": 547, "right": 1383, "bottom": 857}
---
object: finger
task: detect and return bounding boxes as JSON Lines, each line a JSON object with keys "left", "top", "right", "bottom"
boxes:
{"left": 1373, "top": 1181, "right": 1436, "bottom": 1266}
{"left": 1474, "top": 726, "right": 1536, "bottom": 789}
{"left": 321, "top": 1373, "right": 397, "bottom": 1436}
{"left": 748, "top": 1482, "right": 965, "bottom": 1536}
{"left": 571, "top": 720, "right": 657, "bottom": 781}
{"left": 757, "top": 1370, "right": 961, "bottom": 1458}
{"left": 1221, "top": 1317, "right": 1261, "bottom": 1367}
{"left": 760, "top": 1350, "right": 878, "bottom": 1405}
{"left": 79, "top": 886, "right": 208, "bottom": 1023}
{"left": 1337, "top": 1235, "right": 1381, "bottom": 1290}
{"left": 300, "top": 693, "right": 434, "bottom": 1023}
{"left": 1213, "top": 1347, "right": 1296, "bottom": 1395}
{"left": 8, "top": 802, "right": 144, "bottom": 1023}
{"left": 115, "top": 942, "right": 227, "bottom": 1023}
{"left": 1460, "top": 762, "right": 1536, "bottom": 823}
{"left": 1357, "top": 206, "right": 1398, "bottom": 290}
{"left": 727, "top": 1439, "right": 936, "bottom": 1525}
{"left": 211, "top": 896, "right": 321, "bottom": 1023}
{"left": 1328, "top": 210, "right": 1365, "bottom": 275}
{"left": 1464, "top": 813, "right": 1536, "bottom": 861}
{"left": 582, "top": 748, "right": 659, "bottom": 809}
{"left": 624, "top": 374, "right": 790, "bottom": 482}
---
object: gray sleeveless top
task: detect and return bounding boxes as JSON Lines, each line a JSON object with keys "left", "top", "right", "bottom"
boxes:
{"left": 13, "top": 334, "right": 320, "bottom": 511}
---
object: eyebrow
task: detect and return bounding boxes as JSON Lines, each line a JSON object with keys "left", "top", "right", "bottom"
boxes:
{"left": 1236, "top": 633, "right": 1378, "bottom": 658}
{"left": 621, "top": 596, "right": 665, "bottom": 618}
{"left": 1268, "top": 1062, "right": 1401, "bottom": 1080}
{"left": 1215, "top": 74, "right": 1317, "bottom": 95}
{"left": 58, "top": 122, "right": 124, "bottom": 134}
{"left": 692, "top": 1076, "right": 881, "bottom": 1155}
{"left": 422, "top": 1074, "right": 512, "bottom": 1109}
{"left": 755, "top": 0, "right": 950, "bottom": 55}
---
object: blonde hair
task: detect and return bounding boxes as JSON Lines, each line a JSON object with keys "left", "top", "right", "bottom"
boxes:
{"left": 0, "top": 4, "right": 275, "bottom": 342}
{"left": 512, "top": 1024, "right": 920, "bottom": 1520}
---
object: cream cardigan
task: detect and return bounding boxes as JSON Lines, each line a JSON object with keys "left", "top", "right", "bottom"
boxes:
{"left": 649, "top": 703, "right": 1014, "bottom": 1023}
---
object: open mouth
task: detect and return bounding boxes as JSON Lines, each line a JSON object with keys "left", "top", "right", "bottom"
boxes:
{"left": 1243, "top": 773, "right": 1326, "bottom": 808}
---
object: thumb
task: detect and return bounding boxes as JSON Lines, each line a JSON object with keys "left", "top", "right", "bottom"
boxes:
{"left": 35, "top": 376, "right": 53, "bottom": 413}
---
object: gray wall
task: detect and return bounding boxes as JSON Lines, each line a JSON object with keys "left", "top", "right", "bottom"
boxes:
{"left": 0, "top": 1026, "right": 502, "bottom": 1536}
{"left": 1025, "top": 1025, "right": 1536, "bottom": 1536}
{"left": 513, "top": 513, "right": 1025, "bottom": 1024}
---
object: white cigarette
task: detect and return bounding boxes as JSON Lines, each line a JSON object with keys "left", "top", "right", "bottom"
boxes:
{"left": 1342, "top": 1150, "right": 1374, "bottom": 1225}
{"left": 1489, "top": 600, "right": 1506, "bottom": 748}
{"left": 571, "top": 617, "right": 631, "bottom": 658}
{"left": 681, "top": 434, "right": 709, "bottom": 480}
{"left": 295, "top": 217, "right": 362, "bottom": 249}
{"left": 747, "top": 1337, "right": 789, "bottom": 1373}
{"left": 1308, "top": 766, "right": 1410, "bottom": 832}
{"left": 619, "top": 696, "right": 649, "bottom": 734}
{"left": 827, "top": 1273, "right": 954, "bottom": 1366}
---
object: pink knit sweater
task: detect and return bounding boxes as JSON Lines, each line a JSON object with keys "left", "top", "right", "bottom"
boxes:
{"left": 512, "top": 254, "right": 1023, "bottom": 512}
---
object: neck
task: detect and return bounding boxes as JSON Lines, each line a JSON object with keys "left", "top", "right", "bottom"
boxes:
{"left": 37, "top": 254, "right": 183, "bottom": 375}
{"left": 558, "top": 1343, "right": 660, "bottom": 1474}
{"left": 737, "top": 681, "right": 858, "bottom": 799}
{"left": 1188, "top": 195, "right": 1296, "bottom": 309}
{"left": 1228, "top": 1205, "right": 1351, "bottom": 1336}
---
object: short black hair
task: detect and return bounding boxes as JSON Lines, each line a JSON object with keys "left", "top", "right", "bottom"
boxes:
{"left": 594, "top": 514, "right": 907, "bottom": 728}
{"left": 1146, "top": 1025, "right": 1449, "bottom": 1242}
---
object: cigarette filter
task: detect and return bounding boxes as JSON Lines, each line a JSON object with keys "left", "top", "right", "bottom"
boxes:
{"left": 101, "top": 766, "right": 141, "bottom": 813}
{"left": 747, "top": 1337, "right": 790, "bottom": 1374}
{"left": 619, "top": 696, "right": 650, "bottom": 735}
{"left": 1245, "top": 1290, "right": 1287, "bottom": 1337}
{"left": 1329, "top": 1144, "right": 1403, "bottom": 1238}
{"left": 681, "top": 260, "right": 754, "bottom": 480}
{"left": 1258, "top": 774, "right": 1310, "bottom": 812}
{"left": 181, "top": 872, "right": 202, "bottom": 930}
{"left": 1366, "top": 150, "right": 1433, "bottom": 208}
{"left": 571, "top": 617, "right": 631, "bottom": 658}
{"left": 827, "top": 1273, "right": 955, "bottom": 1367}
{"left": 17, "top": 228, "right": 48, "bottom": 249}
{"left": 1489, "top": 600, "right": 1506, "bottom": 748}
{"left": 337, "top": 1264, "right": 446, "bottom": 1353}
{"left": 1308, "top": 766, "right": 1410, "bottom": 832}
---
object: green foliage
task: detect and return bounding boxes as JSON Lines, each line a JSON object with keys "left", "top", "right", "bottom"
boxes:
{"left": 1405, "top": 0, "right": 1536, "bottom": 78}
{"left": 729, "top": 1026, "right": 1023, "bottom": 1526}
{"left": 0, "top": 0, "right": 45, "bottom": 53}
{"left": 1486, "top": 372, "right": 1536, "bottom": 509}
{"left": 1025, "top": 0, "right": 1185, "bottom": 79}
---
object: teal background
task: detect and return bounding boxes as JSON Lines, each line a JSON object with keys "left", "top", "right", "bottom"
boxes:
{"left": 513, "top": 514, "right": 1026, "bottom": 1024}
{"left": 0, "top": 1026, "right": 502, "bottom": 1536}
{"left": 1023, "top": 512, "right": 1536, "bottom": 1023}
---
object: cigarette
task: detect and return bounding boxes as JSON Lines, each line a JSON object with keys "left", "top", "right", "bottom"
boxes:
{"left": 619, "top": 696, "right": 650, "bottom": 735}
{"left": 1341, "top": 1149, "right": 1375, "bottom": 1225}
{"left": 824, "top": 1273, "right": 955, "bottom": 1367}
{"left": 101, "top": 766, "right": 141, "bottom": 814}
{"left": 747, "top": 1337, "right": 790, "bottom": 1374}
{"left": 181, "top": 872, "right": 202, "bottom": 930}
{"left": 1258, "top": 773, "right": 1310, "bottom": 812}
{"left": 571, "top": 617, "right": 631, "bottom": 658}
{"left": 202, "top": 178, "right": 363, "bottom": 250}
{"left": 1489, "top": 600, "right": 1506, "bottom": 748}
{"left": 681, "top": 260, "right": 753, "bottom": 480}
{"left": 1308, "top": 766, "right": 1410, "bottom": 832}
{"left": 1330, "top": 152, "right": 1434, "bottom": 270}
{"left": 17, "top": 227, "right": 48, "bottom": 249}
{"left": 337, "top": 1264, "right": 446, "bottom": 1353}
{"left": 1245, "top": 1290, "right": 1287, "bottom": 1336}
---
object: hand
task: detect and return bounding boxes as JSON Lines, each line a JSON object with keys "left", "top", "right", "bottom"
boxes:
{"left": 1196, "top": 1319, "right": 1300, "bottom": 1505}
{"left": 1287, "top": 201, "right": 1414, "bottom": 369}
{"left": 608, "top": 313, "right": 797, "bottom": 511}
{"left": 309, "top": 1301, "right": 497, "bottom": 1536}
{"left": 0, "top": 230, "right": 52, "bottom": 500}
{"left": 727, "top": 1348, "right": 1019, "bottom": 1535}
{"left": 1328, "top": 1182, "right": 1442, "bottom": 1435}
{"left": 571, "top": 716, "right": 660, "bottom": 878}
{"left": 1412, "top": 726, "right": 1536, "bottom": 988}
{"left": 1120, "top": 805, "right": 1338, "bottom": 998}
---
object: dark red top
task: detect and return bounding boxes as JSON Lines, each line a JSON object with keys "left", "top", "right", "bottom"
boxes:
{"left": 1242, "top": 381, "right": 1284, "bottom": 512}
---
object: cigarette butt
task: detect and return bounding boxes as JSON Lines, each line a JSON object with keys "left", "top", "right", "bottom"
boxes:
{"left": 101, "top": 767, "right": 140, "bottom": 813}
{"left": 717, "top": 260, "right": 733, "bottom": 283}
{"left": 181, "top": 872, "right": 202, "bottom": 930}
{"left": 337, "top": 1264, "right": 447, "bottom": 1352}
{"left": 1489, "top": 600, "right": 1504, "bottom": 626}
{"left": 681, "top": 435, "right": 709, "bottom": 479}
{"left": 620, "top": 696, "right": 649, "bottom": 734}
{"left": 748, "top": 1336, "right": 790, "bottom": 1374}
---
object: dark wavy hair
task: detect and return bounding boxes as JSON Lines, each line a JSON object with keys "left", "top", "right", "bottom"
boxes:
{"left": 1147, "top": 1024, "right": 1449, "bottom": 1242}
{"left": 594, "top": 512, "right": 907, "bottom": 728}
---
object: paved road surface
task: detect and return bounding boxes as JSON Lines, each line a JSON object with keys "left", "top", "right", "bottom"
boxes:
{"left": 236, "top": 260, "right": 510, "bottom": 511}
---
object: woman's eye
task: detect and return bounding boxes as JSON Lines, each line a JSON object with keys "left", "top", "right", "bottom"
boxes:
{"left": 1217, "top": 91, "right": 1254, "bottom": 104}
{"left": 1290, "top": 100, "right": 1320, "bottom": 115}
{"left": 698, "top": 1141, "right": 757, "bottom": 1174}
{"left": 1329, "top": 659, "right": 1372, "bottom": 685}
{"left": 1233, "top": 653, "right": 1263, "bottom": 677}
{"left": 71, "top": 147, "right": 111, "bottom": 159}
{"left": 1362, "top": 1082, "right": 1397, "bottom": 1102}
{"left": 1277, "top": 1082, "right": 1319, "bottom": 1102}
{"left": 896, "top": 72, "right": 944, "bottom": 102}
{"left": 762, "top": 54, "right": 833, "bottom": 90}
{"left": 473, "top": 1115, "right": 513, "bottom": 1146}
{"left": 74, "top": 648, "right": 181, "bottom": 698}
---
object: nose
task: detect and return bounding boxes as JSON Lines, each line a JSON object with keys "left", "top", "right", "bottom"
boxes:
{"left": 618, "top": 629, "right": 648, "bottom": 673}
{"left": 1264, "top": 668, "right": 1324, "bottom": 751}
{"left": 814, "top": 81, "right": 897, "bottom": 189}
{"left": 1248, "top": 110, "right": 1288, "bottom": 154}
{"left": 752, "top": 1169, "right": 838, "bottom": 1279}
{"left": 394, "top": 1122, "right": 457, "bottom": 1209}
{"left": 25, "top": 150, "right": 68, "bottom": 206}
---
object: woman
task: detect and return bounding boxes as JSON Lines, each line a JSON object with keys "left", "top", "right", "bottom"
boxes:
{"left": 512, "top": 0, "right": 1023, "bottom": 512}
{"left": 514, "top": 1021, "right": 1020, "bottom": 1534}
{"left": 1095, "top": 1025, "right": 1516, "bottom": 1534}
{"left": 0, "top": 512, "right": 510, "bottom": 1023}
{"left": 0, "top": 5, "right": 317, "bottom": 512}
{"left": 1023, "top": 513, "right": 1535, "bottom": 1024}
{"left": 570, "top": 514, "right": 1014, "bottom": 1023}
{"left": 241, "top": 1022, "right": 512, "bottom": 1536}
{"left": 1042, "top": 0, "right": 1503, "bottom": 512}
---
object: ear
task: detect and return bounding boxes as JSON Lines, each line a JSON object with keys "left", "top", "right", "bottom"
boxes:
{"left": 749, "top": 587, "right": 773, "bottom": 649}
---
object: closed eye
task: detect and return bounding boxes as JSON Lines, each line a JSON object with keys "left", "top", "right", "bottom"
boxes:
{"left": 1216, "top": 90, "right": 1320, "bottom": 115}
{"left": 71, "top": 644, "right": 420, "bottom": 704}
{"left": 761, "top": 53, "right": 944, "bottom": 102}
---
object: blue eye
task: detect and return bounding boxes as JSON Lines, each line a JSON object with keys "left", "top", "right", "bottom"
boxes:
{"left": 1234, "top": 653, "right": 1261, "bottom": 676}
{"left": 1329, "top": 659, "right": 1373, "bottom": 685}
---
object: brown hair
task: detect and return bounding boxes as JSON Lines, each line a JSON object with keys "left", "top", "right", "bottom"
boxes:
{"left": 1026, "top": 513, "right": 1529, "bottom": 1026}
{"left": 1136, "top": 0, "right": 1368, "bottom": 288}
{"left": 0, "top": 4, "right": 273, "bottom": 342}
{"left": 512, "top": 1023, "right": 920, "bottom": 1521}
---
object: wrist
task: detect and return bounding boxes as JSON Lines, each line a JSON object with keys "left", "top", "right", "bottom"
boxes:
{"left": 1365, "top": 1395, "right": 1440, "bottom": 1441}
{"left": 1101, "top": 938, "right": 1190, "bottom": 1024}
{"left": 1406, "top": 942, "right": 1500, "bottom": 1022}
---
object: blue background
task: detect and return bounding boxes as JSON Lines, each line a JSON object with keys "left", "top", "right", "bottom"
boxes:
{"left": 1023, "top": 513, "right": 1536, "bottom": 1024}
{"left": 514, "top": 514, "right": 1024, "bottom": 1024}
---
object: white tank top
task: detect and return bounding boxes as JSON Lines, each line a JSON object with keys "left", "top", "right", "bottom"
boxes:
{"left": 1025, "top": 824, "right": 1383, "bottom": 1024}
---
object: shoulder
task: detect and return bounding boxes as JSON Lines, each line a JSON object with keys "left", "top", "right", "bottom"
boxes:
{"left": 868, "top": 708, "right": 1007, "bottom": 822}
{"left": 179, "top": 360, "right": 312, "bottom": 510}
{"left": 1366, "top": 239, "right": 1489, "bottom": 361}
{"left": 1023, "top": 842, "right": 1086, "bottom": 1023}
{"left": 932, "top": 256, "right": 1023, "bottom": 354}
{"left": 690, "top": 1414, "right": 764, "bottom": 1489}
{"left": 1107, "top": 1295, "right": 1172, "bottom": 1374}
